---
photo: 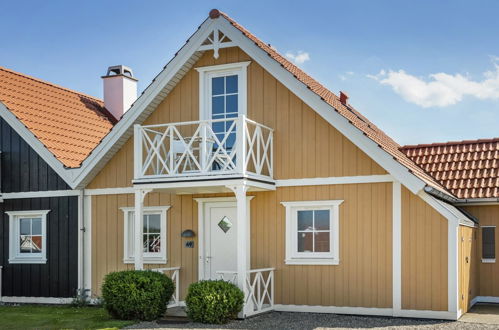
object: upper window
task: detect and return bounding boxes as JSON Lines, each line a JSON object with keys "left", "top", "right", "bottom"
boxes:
{"left": 281, "top": 200, "right": 343, "bottom": 265}
{"left": 121, "top": 206, "right": 170, "bottom": 264}
{"left": 7, "top": 210, "right": 50, "bottom": 264}
{"left": 482, "top": 226, "right": 496, "bottom": 263}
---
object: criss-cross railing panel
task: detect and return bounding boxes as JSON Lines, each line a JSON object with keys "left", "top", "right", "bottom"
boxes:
{"left": 134, "top": 116, "right": 273, "bottom": 181}
{"left": 215, "top": 268, "right": 275, "bottom": 317}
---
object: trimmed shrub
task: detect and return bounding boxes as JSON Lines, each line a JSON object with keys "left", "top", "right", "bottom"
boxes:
{"left": 185, "top": 280, "right": 244, "bottom": 324}
{"left": 102, "top": 270, "right": 174, "bottom": 321}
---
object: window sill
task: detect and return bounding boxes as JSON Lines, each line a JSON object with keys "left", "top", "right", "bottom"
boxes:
{"left": 124, "top": 258, "right": 168, "bottom": 265}
{"left": 9, "top": 258, "right": 47, "bottom": 264}
{"left": 285, "top": 258, "right": 339, "bottom": 266}
{"left": 482, "top": 259, "right": 496, "bottom": 263}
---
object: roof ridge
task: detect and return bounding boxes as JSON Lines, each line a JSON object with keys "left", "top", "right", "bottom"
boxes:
{"left": 0, "top": 65, "right": 103, "bottom": 104}
{"left": 401, "top": 137, "right": 499, "bottom": 150}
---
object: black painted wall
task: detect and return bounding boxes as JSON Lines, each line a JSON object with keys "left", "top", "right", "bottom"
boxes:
{"left": 0, "top": 117, "right": 78, "bottom": 297}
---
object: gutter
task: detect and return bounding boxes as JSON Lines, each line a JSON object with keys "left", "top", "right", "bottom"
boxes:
{"left": 424, "top": 186, "right": 499, "bottom": 205}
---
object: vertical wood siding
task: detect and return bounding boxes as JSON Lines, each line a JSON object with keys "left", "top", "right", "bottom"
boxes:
{"left": 462, "top": 205, "right": 499, "bottom": 297}
{"left": 401, "top": 187, "right": 448, "bottom": 311}
{"left": 0, "top": 196, "right": 78, "bottom": 297}
{"left": 459, "top": 225, "right": 478, "bottom": 313}
{"left": 91, "top": 183, "right": 393, "bottom": 307}
{"left": 87, "top": 47, "right": 385, "bottom": 189}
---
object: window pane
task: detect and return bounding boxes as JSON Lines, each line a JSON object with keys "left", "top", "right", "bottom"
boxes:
{"left": 212, "top": 121, "right": 224, "bottom": 134}
{"left": 297, "top": 232, "right": 313, "bottom": 252}
{"left": 147, "top": 214, "right": 161, "bottom": 233}
{"left": 212, "top": 96, "right": 225, "bottom": 115}
{"left": 226, "top": 75, "right": 238, "bottom": 94}
{"left": 20, "top": 218, "right": 31, "bottom": 235}
{"left": 315, "top": 232, "right": 330, "bottom": 252}
{"left": 297, "top": 210, "right": 313, "bottom": 231}
{"left": 226, "top": 132, "right": 236, "bottom": 149}
{"left": 212, "top": 77, "right": 224, "bottom": 95}
{"left": 31, "top": 236, "right": 42, "bottom": 252}
{"left": 315, "top": 210, "right": 330, "bottom": 230}
{"left": 32, "top": 218, "right": 42, "bottom": 235}
{"left": 226, "top": 95, "right": 238, "bottom": 114}
{"left": 143, "top": 215, "right": 148, "bottom": 232}
{"left": 483, "top": 227, "right": 496, "bottom": 259}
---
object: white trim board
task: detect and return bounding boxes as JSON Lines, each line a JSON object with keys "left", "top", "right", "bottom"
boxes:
{"left": 84, "top": 187, "right": 135, "bottom": 196}
{"left": 276, "top": 175, "right": 394, "bottom": 187}
{"left": 392, "top": 181, "right": 402, "bottom": 315}
{"left": 470, "top": 296, "right": 499, "bottom": 305}
{"left": 0, "top": 296, "right": 73, "bottom": 304}
{"left": 1, "top": 190, "right": 81, "bottom": 199}
{"left": 273, "top": 304, "right": 458, "bottom": 320}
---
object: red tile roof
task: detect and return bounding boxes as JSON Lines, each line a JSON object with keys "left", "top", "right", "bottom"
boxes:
{"left": 220, "top": 12, "right": 446, "bottom": 193}
{"left": 0, "top": 66, "right": 115, "bottom": 168}
{"left": 401, "top": 138, "right": 499, "bottom": 199}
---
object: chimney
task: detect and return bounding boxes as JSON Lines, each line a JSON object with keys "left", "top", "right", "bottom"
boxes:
{"left": 102, "top": 65, "right": 138, "bottom": 120}
{"left": 339, "top": 91, "right": 349, "bottom": 105}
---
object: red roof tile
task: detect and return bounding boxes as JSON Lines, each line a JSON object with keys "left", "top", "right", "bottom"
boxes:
{"left": 0, "top": 66, "right": 115, "bottom": 168}
{"left": 220, "top": 12, "right": 445, "bottom": 193}
{"left": 401, "top": 138, "right": 499, "bottom": 199}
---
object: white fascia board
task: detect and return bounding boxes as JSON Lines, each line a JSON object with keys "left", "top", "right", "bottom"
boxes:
{"left": 0, "top": 102, "right": 75, "bottom": 186}
{"left": 69, "top": 19, "right": 217, "bottom": 189}
{"left": 216, "top": 18, "right": 426, "bottom": 195}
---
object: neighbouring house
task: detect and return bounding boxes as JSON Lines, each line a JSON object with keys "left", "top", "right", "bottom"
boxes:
{"left": 0, "top": 66, "right": 116, "bottom": 302}
{"left": 0, "top": 9, "right": 497, "bottom": 320}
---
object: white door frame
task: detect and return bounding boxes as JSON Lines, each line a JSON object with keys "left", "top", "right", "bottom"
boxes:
{"left": 194, "top": 196, "right": 253, "bottom": 281}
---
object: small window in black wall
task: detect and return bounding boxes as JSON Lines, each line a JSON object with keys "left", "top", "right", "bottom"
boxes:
{"left": 482, "top": 227, "right": 496, "bottom": 260}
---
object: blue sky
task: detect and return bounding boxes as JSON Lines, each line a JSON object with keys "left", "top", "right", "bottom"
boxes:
{"left": 1, "top": 0, "right": 498, "bottom": 145}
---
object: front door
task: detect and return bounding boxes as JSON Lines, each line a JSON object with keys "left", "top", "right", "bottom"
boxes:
{"left": 203, "top": 202, "right": 238, "bottom": 280}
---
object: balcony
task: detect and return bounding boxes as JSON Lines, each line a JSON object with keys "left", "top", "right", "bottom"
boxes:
{"left": 133, "top": 115, "right": 274, "bottom": 186}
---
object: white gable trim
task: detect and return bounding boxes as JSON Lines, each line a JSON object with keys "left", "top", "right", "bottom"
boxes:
{"left": 66, "top": 18, "right": 217, "bottom": 189}
{"left": 68, "top": 15, "right": 426, "bottom": 194}
{"left": 0, "top": 102, "right": 75, "bottom": 185}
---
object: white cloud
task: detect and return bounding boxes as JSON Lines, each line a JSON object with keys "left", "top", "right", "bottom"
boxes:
{"left": 368, "top": 59, "right": 499, "bottom": 107}
{"left": 285, "top": 51, "right": 310, "bottom": 65}
{"left": 339, "top": 71, "right": 355, "bottom": 81}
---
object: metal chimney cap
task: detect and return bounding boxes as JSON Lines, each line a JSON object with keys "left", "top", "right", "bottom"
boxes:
{"left": 102, "top": 65, "right": 137, "bottom": 81}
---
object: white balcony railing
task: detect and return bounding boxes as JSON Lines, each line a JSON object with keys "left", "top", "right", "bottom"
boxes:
{"left": 134, "top": 115, "right": 273, "bottom": 181}
{"left": 151, "top": 267, "right": 180, "bottom": 307}
{"left": 216, "top": 267, "right": 275, "bottom": 316}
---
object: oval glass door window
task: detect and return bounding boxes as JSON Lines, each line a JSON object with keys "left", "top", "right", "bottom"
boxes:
{"left": 218, "top": 216, "right": 233, "bottom": 233}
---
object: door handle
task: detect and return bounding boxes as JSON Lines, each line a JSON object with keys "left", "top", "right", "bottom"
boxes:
{"left": 206, "top": 256, "right": 212, "bottom": 263}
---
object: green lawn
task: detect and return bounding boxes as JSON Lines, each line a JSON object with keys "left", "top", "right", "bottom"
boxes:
{"left": 0, "top": 305, "right": 136, "bottom": 330}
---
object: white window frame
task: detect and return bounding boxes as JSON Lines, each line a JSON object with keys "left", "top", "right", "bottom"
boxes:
{"left": 281, "top": 200, "right": 343, "bottom": 265}
{"left": 121, "top": 206, "right": 170, "bottom": 264}
{"left": 481, "top": 225, "right": 496, "bottom": 263}
{"left": 7, "top": 210, "right": 50, "bottom": 264}
{"left": 196, "top": 61, "right": 250, "bottom": 120}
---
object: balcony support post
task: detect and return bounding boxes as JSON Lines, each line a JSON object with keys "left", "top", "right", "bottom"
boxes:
{"left": 227, "top": 183, "right": 250, "bottom": 317}
{"left": 236, "top": 115, "right": 247, "bottom": 176}
{"left": 134, "top": 188, "right": 151, "bottom": 270}
{"left": 134, "top": 125, "right": 142, "bottom": 178}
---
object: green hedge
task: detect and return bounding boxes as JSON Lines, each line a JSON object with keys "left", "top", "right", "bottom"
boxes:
{"left": 185, "top": 280, "right": 244, "bottom": 324}
{"left": 102, "top": 270, "right": 174, "bottom": 321}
